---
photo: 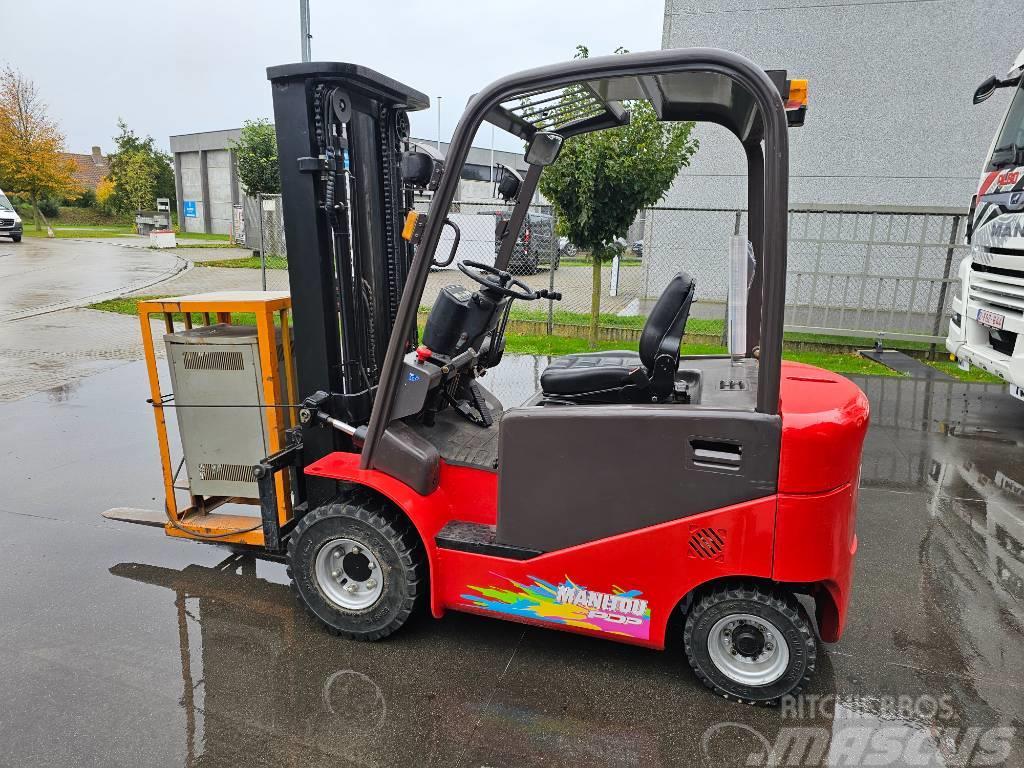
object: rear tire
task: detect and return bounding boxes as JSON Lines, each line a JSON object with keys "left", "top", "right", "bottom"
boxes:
{"left": 288, "top": 491, "right": 424, "bottom": 641}
{"left": 683, "top": 583, "right": 816, "bottom": 704}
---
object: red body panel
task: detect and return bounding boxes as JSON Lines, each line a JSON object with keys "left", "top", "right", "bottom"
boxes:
{"left": 305, "top": 362, "right": 869, "bottom": 650}
{"left": 777, "top": 361, "right": 871, "bottom": 494}
{"left": 773, "top": 484, "right": 860, "bottom": 641}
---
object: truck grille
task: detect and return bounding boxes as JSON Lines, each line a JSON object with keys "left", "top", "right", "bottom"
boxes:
{"left": 970, "top": 262, "right": 1024, "bottom": 319}
{"left": 0, "top": 218, "right": 13, "bottom": 228}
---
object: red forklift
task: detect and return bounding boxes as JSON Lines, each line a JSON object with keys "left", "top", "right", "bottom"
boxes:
{"left": 122, "top": 49, "right": 869, "bottom": 704}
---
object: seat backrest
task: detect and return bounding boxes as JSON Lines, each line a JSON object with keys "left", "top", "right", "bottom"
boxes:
{"left": 639, "top": 272, "right": 696, "bottom": 371}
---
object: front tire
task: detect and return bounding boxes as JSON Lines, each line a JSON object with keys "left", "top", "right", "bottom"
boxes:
{"left": 684, "top": 584, "right": 816, "bottom": 704}
{"left": 288, "top": 492, "right": 424, "bottom": 641}
{"left": 11, "top": 235, "right": 21, "bottom": 243}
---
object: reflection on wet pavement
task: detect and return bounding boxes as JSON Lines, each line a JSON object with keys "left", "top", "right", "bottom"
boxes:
{"left": 0, "top": 358, "right": 1021, "bottom": 767}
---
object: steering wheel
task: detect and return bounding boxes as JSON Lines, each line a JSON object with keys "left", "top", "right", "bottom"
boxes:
{"left": 458, "top": 260, "right": 538, "bottom": 300}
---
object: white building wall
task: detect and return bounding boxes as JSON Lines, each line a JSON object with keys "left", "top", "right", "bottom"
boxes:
{"left": 661, "top": 0, "right": 1022, "bottom": 209}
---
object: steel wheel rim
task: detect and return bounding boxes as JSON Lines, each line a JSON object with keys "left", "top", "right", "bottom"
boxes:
{"left": 314, "top": 538, "right": 384, "bottom": 611}
{"left": 706, "top": 613, "right": 790, "bottom": 686}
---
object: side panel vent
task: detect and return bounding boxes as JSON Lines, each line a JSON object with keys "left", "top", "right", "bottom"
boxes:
{"left": 183, "top": 350, "right": 245, "bottom": 371}
{"left": 198, "top": 463, "right": 257, "bottom": 484}
{"left": 688, "top": 527, "right": 726, "bottom": 561}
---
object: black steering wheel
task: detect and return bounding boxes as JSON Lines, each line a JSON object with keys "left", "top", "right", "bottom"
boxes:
{"left": 458, "top": 260, "right": 538, "bottom": 300}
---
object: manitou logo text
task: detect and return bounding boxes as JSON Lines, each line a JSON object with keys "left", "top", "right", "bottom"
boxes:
{"left": 555, "top": 586, "right": 648, "bottom": 625}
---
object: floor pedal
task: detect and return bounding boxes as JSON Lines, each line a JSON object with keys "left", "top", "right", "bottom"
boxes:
{"left": 435, "top": 521, "right": 541, "bottom": 560}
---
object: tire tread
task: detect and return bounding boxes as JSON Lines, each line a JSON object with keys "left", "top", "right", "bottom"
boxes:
{"left": 683, "top": 583, "right": 817, "bottom": 706}
{"left": 287, "top": 488, "right": 424, "bottom": 641}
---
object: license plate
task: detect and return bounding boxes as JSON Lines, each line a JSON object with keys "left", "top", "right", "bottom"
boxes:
{"left": 977, "top": 308, "right": 1005, "bottom": 330}
{"left": 1012, "top": 385, "right": 1024, "bottom": 403}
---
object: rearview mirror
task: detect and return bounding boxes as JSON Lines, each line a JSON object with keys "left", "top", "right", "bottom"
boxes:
{"left": 974, "top": 75, "right": 999, "bottom": 104}
{"left": 525, "top": 131, "right": 564, "bottom": 167}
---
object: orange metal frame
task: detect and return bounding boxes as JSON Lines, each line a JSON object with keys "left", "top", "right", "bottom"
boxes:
{"left": 138, "top": 292, "right": 298, "bottom": 547}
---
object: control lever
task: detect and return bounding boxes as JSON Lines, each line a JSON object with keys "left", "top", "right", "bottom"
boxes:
{"left": 535, "top": 289, "right": 562, "bottom": 301}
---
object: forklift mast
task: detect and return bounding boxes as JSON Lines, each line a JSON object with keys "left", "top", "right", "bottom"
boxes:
{"left": 267, "top": 63, "right": 430, "bottom": 507}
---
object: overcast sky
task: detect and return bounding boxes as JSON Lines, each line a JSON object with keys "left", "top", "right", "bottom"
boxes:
{"left": 5, "top": 0, "right": 665, "bottom": 156}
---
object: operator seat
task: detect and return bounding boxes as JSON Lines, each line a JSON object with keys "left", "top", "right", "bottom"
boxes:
{"left": 540, "top": 271, "right": 696, "bottom": 402}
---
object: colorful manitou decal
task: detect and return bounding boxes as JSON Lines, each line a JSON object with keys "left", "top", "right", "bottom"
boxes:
{"left": 461, "top": 576, "right": 651, "bottom": 640}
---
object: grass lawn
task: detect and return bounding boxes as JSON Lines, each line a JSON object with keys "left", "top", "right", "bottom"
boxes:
{"left": 91, "top": 294, "right": 1004, "bottom": 383}
{"left": 89, "top": 295, "right": 900, "bottom": 378}
{"left": 200, "top": 255, "right": 288, "bottom": 269}
{"left": 22, "top": 225, "right": 136, "bottom": 238}
{"left": 90, "top": 296, "right": 265, "bottom": 328}
{"left": 21, "top": 224, "right": 235, "bottom": 243}
{"left": 558, "top": 257, "right": 643, "bottom": 268}
{"left": 175, "top": 231, "right": 230, "bottom": 241}
{"left": 925, "top": 359, "right": 1002, "bottom": 383}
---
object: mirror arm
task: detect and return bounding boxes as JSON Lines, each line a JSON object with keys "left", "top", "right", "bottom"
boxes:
{"left": 494, "top": 163, "right": 544, "bottom": 272}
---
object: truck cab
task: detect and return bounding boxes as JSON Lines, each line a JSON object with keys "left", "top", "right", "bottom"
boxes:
{"left": 947, "top": 49, "right": 1024, "bottom": 398}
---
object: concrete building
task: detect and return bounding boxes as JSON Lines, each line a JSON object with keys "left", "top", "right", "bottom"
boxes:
{"left": 169, "top": 128, "right": 533, "bottom": 236}
{"left": 169, "top": 129, "right": 243, "bottom": 235}
{"left": 661, "top": 0, "right": 1022, "bottom": 208}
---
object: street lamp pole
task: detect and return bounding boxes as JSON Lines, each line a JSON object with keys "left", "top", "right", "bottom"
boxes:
{"left": 299, "top": 0, "right": 312, "bottom": 62}
{"left": 436, "top": 96, "right": 442, "bottom": 150}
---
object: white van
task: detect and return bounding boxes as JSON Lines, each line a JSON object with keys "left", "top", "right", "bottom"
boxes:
{"left": 947, "top": 48, "right": 1024, "bottom": 399}
{"left": 0, "top": 189, "right": 23, "bottom": 242}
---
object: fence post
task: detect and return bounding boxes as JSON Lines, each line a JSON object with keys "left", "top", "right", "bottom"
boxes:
{"left": 547, "top": 246, "right": 556, "bottom": 335}
{"left": 929, "top": 214, "right": 960, "bottom": 360}
{"left": 257, "top": 192, "right": 267, "bottom": 291}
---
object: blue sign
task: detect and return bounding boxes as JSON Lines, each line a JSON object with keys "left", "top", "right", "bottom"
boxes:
{"left": 183, "top": 200, "right": 197, "bottom": 218}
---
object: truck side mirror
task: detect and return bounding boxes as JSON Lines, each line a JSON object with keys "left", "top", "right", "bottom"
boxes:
{"left": 974, "top": 75, "right": 999, "bottom": 105}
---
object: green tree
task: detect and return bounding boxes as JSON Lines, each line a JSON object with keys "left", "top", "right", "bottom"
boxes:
{"left": 106, "top": 120, "right": 174, "bottom": 212}
{"left": 0, "top": 66, "right": 80, "bottom": 230}
{"left": 231, "top": 119, "right": 279, "bottom": 196}
{"left": 538, "top": 46, "right": 698, "bottom": 346}
{"left": 119, "top": 150, "right": 157, "bottom": 211}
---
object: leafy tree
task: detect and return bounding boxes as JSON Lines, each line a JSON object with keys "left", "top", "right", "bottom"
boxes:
{"left": 538, "top": 46, "right": 698, "bottom": 345}
{"left": 95, "top": 177, "right": 115, "bottom": 212}
{"left": 119, "top": 150, "right": 158, "bottom": 211}
{"left": 0, "top": 66, "right": 80, "bottom": 230}
{"left": 106, "top": 120, "right": 174, "bottom": 212}
{"left": 231, "top": 119, "right": 280, "bottom": 196}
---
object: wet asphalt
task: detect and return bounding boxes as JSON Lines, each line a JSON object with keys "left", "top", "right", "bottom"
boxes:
{"left": 0, "top": 238, "right": 183, "bottom": 321}
{"left": 0, "top": 356, "right": 1023, "bottom": 767}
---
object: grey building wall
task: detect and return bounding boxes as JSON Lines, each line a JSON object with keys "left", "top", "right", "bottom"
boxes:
{"left": 170, "top": 128, "right": 244, "bottom": 235}
{"left": 662, "top": 0, "right": 1021, "bottom": 208}
{"left": 169, "top": 129, "right": 535, "bottom": 234}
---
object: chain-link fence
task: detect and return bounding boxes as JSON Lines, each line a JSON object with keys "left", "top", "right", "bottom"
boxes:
{"left": 242, "top": 194, "right": 287, "bottom": 255}
{"left": 518, "top": 204, "right": 968, "bottom": 346}
{"left": 224, "top": 197, "right": 967, "bottom": 347}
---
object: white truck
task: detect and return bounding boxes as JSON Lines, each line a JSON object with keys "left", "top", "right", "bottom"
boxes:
{"left": 947, "top": 49, "right": 1024, "bottom": 399}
